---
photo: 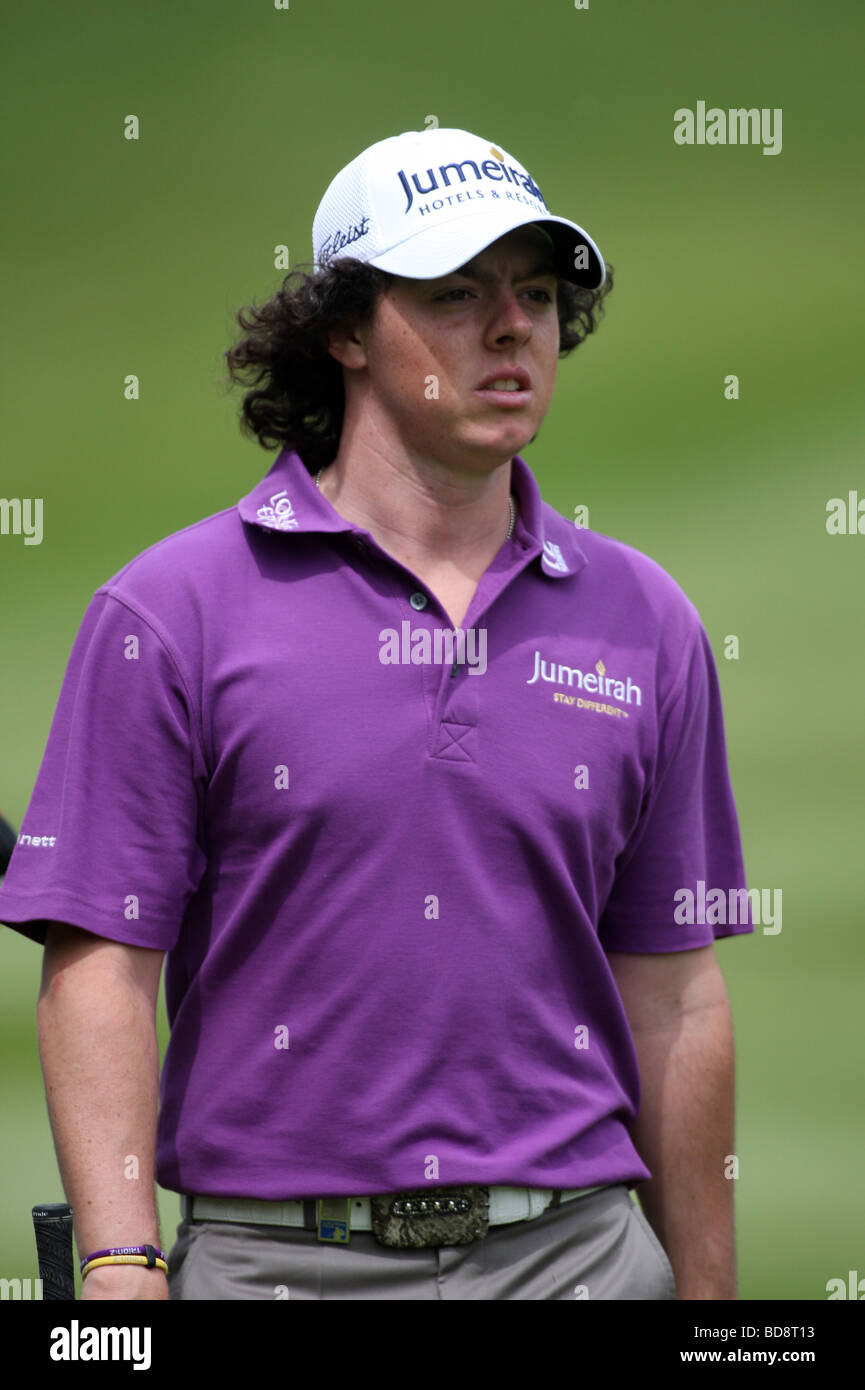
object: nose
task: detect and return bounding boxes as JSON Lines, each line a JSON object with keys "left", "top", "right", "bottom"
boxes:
{"left": 484, "top": 286, "right": 533, "bottom": 348}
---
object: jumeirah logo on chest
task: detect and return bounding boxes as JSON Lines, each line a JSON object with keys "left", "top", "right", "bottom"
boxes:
{"left": 527, "top": 651, "right": 642, "bottom": 720}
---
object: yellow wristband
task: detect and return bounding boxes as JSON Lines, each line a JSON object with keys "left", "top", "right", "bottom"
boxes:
{"left": 81, "top": 1254, "right": 169, "bottom": 1279}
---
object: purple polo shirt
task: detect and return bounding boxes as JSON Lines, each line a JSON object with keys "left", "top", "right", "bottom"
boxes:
{"left": 0, "top": 449, "right": 752, "bottom": 1199}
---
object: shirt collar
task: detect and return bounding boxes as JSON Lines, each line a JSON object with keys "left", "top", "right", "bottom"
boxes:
{"left": 509, "top": 452, "right": 588, "bottom": 581}
{"left": 238, "top": 448, "right": 588, "bottom": 581}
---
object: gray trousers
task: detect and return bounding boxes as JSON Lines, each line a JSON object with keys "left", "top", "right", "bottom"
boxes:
{"left": 166, "top": 1184, "right": 676, "bottom": 1300}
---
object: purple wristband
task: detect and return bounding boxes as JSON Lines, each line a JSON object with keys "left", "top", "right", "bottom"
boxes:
{"left": 80, "top": 1243, "right": 166, "bottom": 1272}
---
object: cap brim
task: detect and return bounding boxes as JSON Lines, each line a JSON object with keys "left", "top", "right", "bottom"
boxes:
{"left": 368, "top": 208, "right": 605, "bottom": 289}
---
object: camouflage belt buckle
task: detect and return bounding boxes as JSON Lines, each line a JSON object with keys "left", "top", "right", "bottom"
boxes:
{"left": 370, "top": 1185, "right": 490, "bottom": 1248}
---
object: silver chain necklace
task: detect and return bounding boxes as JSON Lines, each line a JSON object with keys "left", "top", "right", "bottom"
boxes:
{"left": 314, "top": 466, "right": 516, "bottom": 539}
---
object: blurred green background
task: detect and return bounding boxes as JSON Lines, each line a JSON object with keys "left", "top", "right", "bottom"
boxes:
{"left": 1, "top": 0, "right": 863, "bottom": 1300}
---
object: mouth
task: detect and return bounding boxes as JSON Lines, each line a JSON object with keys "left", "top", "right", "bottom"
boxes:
{"left": 474, "top": 373, "right": 532, "bottom": 409}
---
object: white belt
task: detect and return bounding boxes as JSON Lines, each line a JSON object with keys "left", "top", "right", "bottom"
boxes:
{"left": 181, "top": 1185, "right": 607, "bottom": 1231}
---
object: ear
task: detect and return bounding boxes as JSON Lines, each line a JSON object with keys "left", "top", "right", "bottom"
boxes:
{"left": 326, "top": 322, "right": 369, "bottom": 370}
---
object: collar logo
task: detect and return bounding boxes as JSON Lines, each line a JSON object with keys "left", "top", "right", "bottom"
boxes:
{"left": 256, "top": 489, "right": 299, "bottom": 530}
{"left": 542, "top": 539, "right": 569, "bottom": 573}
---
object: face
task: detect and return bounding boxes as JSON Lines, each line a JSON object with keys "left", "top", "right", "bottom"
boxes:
{"left": 328, "top": 226, "right": 561, "bottom": 473}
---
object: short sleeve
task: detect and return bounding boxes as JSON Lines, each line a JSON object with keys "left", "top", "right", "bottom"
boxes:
{"left": 598, "top": 618, "right": 753, "bottom": 952}
{"left": 0, "top": 589, "right": 208, "bottom": 949}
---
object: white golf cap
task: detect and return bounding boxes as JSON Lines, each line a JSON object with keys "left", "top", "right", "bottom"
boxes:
{"left": 312, "top": 127, "right": 606, "bottom": 289}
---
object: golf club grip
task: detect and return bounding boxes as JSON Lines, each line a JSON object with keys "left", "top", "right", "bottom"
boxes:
{"left": 32, "top": 1203, "right": 75, "bottom": 1300}
{"left": 0, "top": 811, "right": 17, "bottom": 876}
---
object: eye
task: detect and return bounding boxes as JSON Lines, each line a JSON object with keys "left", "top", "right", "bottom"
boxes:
{"left": 432, "top": 285, "right": 555, "bottom": 304}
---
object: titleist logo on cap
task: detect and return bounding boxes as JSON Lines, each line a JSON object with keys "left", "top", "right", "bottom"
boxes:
{"left": 319, "top": 215, "right": 372, "bottom": 263}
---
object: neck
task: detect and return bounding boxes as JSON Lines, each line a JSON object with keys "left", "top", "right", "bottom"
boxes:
{"left": 316, "top": 433, "right": 516, "bottom": 563}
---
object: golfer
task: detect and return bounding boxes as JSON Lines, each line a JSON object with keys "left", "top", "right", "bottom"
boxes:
{"left": 0, "top": 127, "right": 752, "bottom": 1300}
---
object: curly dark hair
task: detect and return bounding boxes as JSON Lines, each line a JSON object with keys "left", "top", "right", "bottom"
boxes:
{"left": 224, "top": 257, "right": 614, "bottom": 474}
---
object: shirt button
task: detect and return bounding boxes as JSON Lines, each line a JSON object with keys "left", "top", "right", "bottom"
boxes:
{"left": 410, "top": 592, "right": 428, "bottom": 610}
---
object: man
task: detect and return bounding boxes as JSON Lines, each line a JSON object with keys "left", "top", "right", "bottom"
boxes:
{"left": 0, "top": 127, "right": 751, "bottom": 1300}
